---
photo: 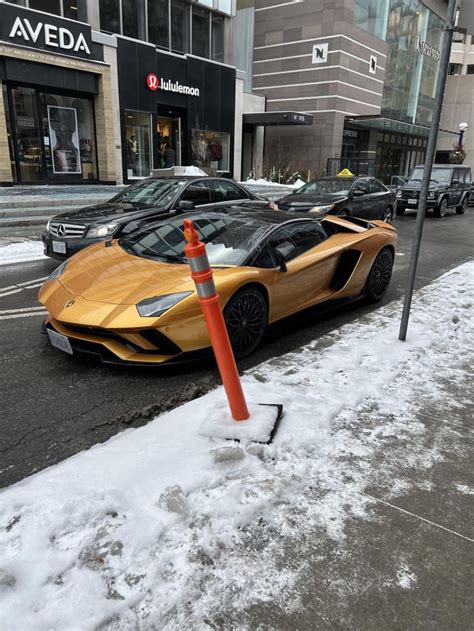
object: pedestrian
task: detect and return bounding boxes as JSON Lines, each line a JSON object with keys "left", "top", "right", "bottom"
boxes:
{"left": 163, "top": 143, "right": 176, "bottom": 168}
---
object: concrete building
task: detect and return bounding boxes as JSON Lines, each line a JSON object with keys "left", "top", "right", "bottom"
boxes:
{"left": 437, "top": 26, "right": 474, "bottom": 165}
{"left": 0, "top": 0, "right": 266, "bottom": 186}
{"left": 237, "top": 0, "right": 458, "bottom": 183}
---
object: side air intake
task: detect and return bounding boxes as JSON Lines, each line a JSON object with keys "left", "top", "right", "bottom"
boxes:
{"left": 330, "top": 249, "right": 362, "bottom": 291}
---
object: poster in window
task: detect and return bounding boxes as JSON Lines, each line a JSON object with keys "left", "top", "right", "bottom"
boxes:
{"left": 47, "top": 105, "right": 82, "bottom": 174}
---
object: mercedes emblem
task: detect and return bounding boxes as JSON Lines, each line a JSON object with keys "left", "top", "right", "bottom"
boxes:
{"left": 57, "top": 224, "right": 65, "bottom": 237}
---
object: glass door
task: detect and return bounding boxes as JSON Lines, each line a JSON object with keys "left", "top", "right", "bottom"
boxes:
{"left": 11, "top": 87, "right": 44, "bottom": 182}
{"left": 172, "top": 117, "right": 182, "bottom": 166}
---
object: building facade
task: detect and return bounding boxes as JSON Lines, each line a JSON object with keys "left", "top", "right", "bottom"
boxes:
{"left": 238, "top": 0, "right": 454, "bottom": 183}
{"left": 0, "top": 0, "right": 265, "bottom": 186}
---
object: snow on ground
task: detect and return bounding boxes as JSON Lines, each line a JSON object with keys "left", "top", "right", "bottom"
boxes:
{"left": 0, "top": 241, "right": 46, "bottom": 265}
{"left": 0, "top": 261, "right": 473, "bottom": 629}
{"left": 244, "top": 177, "right": 304, "bottom": 188}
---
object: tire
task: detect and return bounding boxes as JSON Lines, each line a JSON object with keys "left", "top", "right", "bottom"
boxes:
{"left": 365, "top": 247, "right": 394, "bottom": 303}
{"left": 396, "top": 206, "right": 405, "bottom": 216}
{"left": 224, "top": 287, "right": 268, "bottom": 358}
{"left": 456, "top": 196, "right": 468, "bottom": 214}
{"left": 381, "top": 206, "right": 393, "bottom": 222}
{"left": 433, "top": 197, "right": 448, "bottom": 218}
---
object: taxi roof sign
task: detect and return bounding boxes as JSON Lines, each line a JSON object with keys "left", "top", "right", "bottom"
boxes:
{"left": 337, "top": 168, "right": 355, "bottom": 177}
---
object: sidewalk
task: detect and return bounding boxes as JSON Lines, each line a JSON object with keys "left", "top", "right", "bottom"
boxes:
{"left": 0, "top": 262, "right": 472, "bottom": 629}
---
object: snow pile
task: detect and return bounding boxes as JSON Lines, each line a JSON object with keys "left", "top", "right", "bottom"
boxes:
{"left": 0, "top": 241, "right": 46, "bottom": 265}
{"left": 244, "top": 177, "right": 306, "bottom": 189}
{"left": 0, "top": 261, "right": 473, "bottom": 629}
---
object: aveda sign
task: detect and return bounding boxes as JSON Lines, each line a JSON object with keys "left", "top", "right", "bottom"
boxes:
{"left": 9, "top": 17, "right": 91, "bottom": 55}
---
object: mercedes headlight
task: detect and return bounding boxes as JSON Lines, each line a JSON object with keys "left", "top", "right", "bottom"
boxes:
{"left": 309, "top": 204, "right": 335, "bottom": 214}
{"left": 136, "top": 292, "right": 193, "bottom": 317}
{"left": 428, "top": 191, "right": 436, "bottom": 199}
{"left": 46, "top": 219, "right": 52, "bottom": 232}
{"left": 87, "top": 223, "right": 119, "bottom": 238}
{"left": 396, "top": 189, "right": 402, "bottom": 198}
{"left": 48, "top": 260, "right": 68, "bottom": 280}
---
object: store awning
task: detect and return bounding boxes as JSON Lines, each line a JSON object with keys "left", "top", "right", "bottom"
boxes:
{"left": 243, "top": 111, "right": 314, "bottom": 126}
{"left": 345, "top": 115, "right": 457, "bottom": 137}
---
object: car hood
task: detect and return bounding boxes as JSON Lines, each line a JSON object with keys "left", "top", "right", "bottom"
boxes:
{"left": 278, "top": 193, "right": 346, "bottom": 208}
{"left": 52, "top": 241, "right": 193, "bottom": 305}
{"left": 403, "top": 184, "right": 446, "bottom": 192}
{"left": 52, "top": 202, "right": 162, "bottom": 225}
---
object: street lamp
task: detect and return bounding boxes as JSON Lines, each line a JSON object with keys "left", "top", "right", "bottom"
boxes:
{"left": 458, "top": 121, "right": 469, "bottom": 147}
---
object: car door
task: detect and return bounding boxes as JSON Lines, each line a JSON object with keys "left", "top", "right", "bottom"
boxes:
{"left": 349, "top": 178, "right": 374, "bottom": 218}
{"left": 268, "top": 221, "right": 341, "bottom": 320}
{"left": 368, "top": 178, "right": 391, "bottom": 219}
{"left": 178, "top": 180, "right": 213, "bottom": 207}
{"left": 210, "top": 179, "right": 252, "bottom": 207}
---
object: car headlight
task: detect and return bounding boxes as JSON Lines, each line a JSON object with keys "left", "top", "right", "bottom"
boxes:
{"left": 136, "top": 291, "right": 193, "bottom": 317}
{"left": 428, "top": 191, "right": 436, "bottom": 199}
{"left": 48, "top": 260, "right": 68, "bottom": 280}
{"left": 309, "top": 204, "right": 335, "bottom": 214}
{"left": 46, "top": 219, "right": 52, "bottom": 232}
{"left": 87, "top": 223, "right": 119, "bottom": 238}
{"left": 396, "top": 189, "right": 402, "bottom": 198}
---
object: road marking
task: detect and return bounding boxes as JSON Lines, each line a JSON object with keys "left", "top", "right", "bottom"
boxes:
{"left": 0, "top": 306, "right": 46, "bottom": 315}
{"left": 363, "top": 493, "right": 474, "bottom": 542}
{"left": 0, "top": 276, "right": 48, "bottom": 297}
{"left": 0, "top": 305, "right": 47, "bottom": 321}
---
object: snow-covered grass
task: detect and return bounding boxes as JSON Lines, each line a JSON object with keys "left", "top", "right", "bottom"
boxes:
{"left": 0, "top": 261, "right": 473, "bottom": 629}
{"left": 0, "top": 241, "right": 46, "bottom": 266}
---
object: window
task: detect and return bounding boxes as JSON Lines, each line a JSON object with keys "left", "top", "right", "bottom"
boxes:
{"left": 122, "top": 0, "right": 145, "bottom": 39}
{"left": 353, "top": 179, "right": 371, "bottom": 195}
{"left": 211, "top": 180, "right": 246, "bottom": 202}
{"left": 268, "top": 223, "right": 328, "bottom": 261}
{"left": 354, "top": 0, "right": 389, "bottom": 39}
{"left": 29, "top": 0, "right": 61, "bottom": 15}
{"left": 100, "top": 0, "right": 120, "bottom": 34}
{"left": 180, "top": 181, "right": 212, "bottom": 205}
{"left": 192, "top": 6, "right": 210, "bottom": 58}
{"left": 148, "top": 0, "right": 169, "bottom": 48}
{"left": 448, "top": 63, "right": 462, "bottom": 76}
{"left": 212, "top": 14, "right": 225, "bottom": 62}
{"left": 369, "top": 179, "right": 386, "bottom": 193}
{"left": 467, "top": 65, "right": 474, "bottom": 75}
{"left": 192, "top": 130, "right": 230, "bottom": 173}
{"left": 249, "top": 244, "right": 275, "bottom": 269}
{"left": 124, "top": 111, "right": 151, "bottom": 179}
{"left": 171, "top": 0, "right": 189, "bottom": 53}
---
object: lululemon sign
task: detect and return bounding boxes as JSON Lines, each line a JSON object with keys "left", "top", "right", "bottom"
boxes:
{"left": 0, "top": 4, "right": 100, "bottom": 61}
{"left": 146, "top": 72, "right": 200, "bottom": 97}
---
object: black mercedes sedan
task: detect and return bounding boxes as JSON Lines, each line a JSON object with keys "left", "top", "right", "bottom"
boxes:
{"left": 275, "top": 176, "right": 396, "bottom": 222}
{"left": 42, "top": 176, "right": 270, "bottom": 260}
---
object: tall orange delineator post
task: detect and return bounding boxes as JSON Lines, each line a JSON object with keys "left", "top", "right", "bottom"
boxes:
{"left": 183, "top": 219, "right": 250, "bottom": 421}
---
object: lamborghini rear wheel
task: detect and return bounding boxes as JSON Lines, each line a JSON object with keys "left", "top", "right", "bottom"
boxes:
{"left": 366, "top": 247, "right": 394, "bottom": 302}
{"left": 224, "top": 287, "right": 268, "bottom": 358}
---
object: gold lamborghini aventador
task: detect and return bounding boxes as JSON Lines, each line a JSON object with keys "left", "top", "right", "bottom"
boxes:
{"left": 39, "top": 209, "right": 397, "bottom": 365}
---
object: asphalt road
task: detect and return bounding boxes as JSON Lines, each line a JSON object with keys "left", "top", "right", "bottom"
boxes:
{"left": 1, "top": 210, "right": 473, "bottom": 487}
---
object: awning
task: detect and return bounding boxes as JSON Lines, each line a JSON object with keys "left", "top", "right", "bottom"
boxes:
{"left": 243, "top": 111, "right": 314, "bottom": 126}
{"left": 345, "top": 115, "right": 457, "bottom": 137}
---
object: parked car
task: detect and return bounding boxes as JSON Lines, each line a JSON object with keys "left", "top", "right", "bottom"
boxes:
{"left": 275, "top": 175, "right": 396, "bottom": 222}
{"left": 39, "top": 208, "right": 397, "bottom": 365}
{"left": 42, "top": 176, "right": 270, "bottom": 260}
{"left": 396, "top": 164, "right": 471, "bottom": 217}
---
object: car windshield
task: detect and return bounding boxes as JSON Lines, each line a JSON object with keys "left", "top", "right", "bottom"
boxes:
{"left": 114, "top": 179, "right": 185, "bottom": 207}
{"left": 408, "top": 167, "right": 452, "bottom": 184}
{"left": 120, "top": 212, "right": 273, "bottom": 266}
{"left": 295, "top": 178, "right": 353, "bottom": 196}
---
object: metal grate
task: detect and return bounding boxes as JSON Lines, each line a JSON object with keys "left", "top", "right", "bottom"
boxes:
{"left": 49, "top": 222, "right": 86, "bottom": 238}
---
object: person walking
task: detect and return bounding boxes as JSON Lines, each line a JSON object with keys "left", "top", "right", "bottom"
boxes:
{"left": 163, "top": 143, "right": 176, "bottom": 168}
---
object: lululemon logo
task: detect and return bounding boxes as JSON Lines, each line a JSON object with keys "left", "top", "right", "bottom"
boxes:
{"left": 146, "top": 73, "right": 159, "bottom": 91}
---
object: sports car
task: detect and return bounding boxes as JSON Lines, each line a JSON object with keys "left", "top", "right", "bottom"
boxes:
{"left": 39, "top": 209, "right": 397, "bottom": 365}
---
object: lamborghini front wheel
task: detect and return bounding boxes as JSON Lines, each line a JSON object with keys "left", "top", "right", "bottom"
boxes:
{"left": 366, "top": 247, "right": 394, "bottom": 302}
{"left": 224, "top": 287, "right": 268, "bottom": 358}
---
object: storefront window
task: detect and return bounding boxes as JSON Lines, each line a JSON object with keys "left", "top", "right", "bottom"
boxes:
{"left": 3, "top": 85, "right": 17, "bottom": 182}
{"left": 148, "top": 0, "right": 169, "bottom": 49}
{"left": 100, "top": 0, "right": 120, "bottom": 34}
{"left": 39, "top": 93, "right": 98, "bottom": 181}
{"left": 11, "top": 87, "right": 43, "bottom": 182}
{"left": 192, "top": 130, "right": 229, "bottom": 173}
{"left": 171, "top": 0, "right": 189, "bottom": 53}
{"left": 212, "top": 14, "right": 225, "bottom": 62}
{"left": 192, "top": 7, "right": 210, "bottom": 58}
{"left": 125, "top": 111, "right": 151, "bottom": 179}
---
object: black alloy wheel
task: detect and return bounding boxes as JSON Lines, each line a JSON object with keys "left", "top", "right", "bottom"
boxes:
{"left": 456, "top": 196, "right": 468, "bottom": 214}
{"left": 434, "top": 197, "right": 448, "bottom": 218}
{"left": 381, "top": 206, "right": 393, "bottom": 222}
{"left": 224, "top": 287, "right": 268, "bottom": 358}
{"left": 365, "top": 247, "right": 394, "bottom": 303}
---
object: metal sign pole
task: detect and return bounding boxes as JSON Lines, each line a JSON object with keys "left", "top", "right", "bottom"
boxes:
{"left": 399, "top": 0, "right": 459, "bottom": 341}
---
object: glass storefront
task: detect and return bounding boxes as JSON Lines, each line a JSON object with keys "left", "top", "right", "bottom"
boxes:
{"left": 192, "top": 130, "right": 230, "bottom": 173}
{"left": 124, "top": 111, "right": 151, "bottom": 178}
{"left": 4, "top": 85, "right": 98, "bottom": 183}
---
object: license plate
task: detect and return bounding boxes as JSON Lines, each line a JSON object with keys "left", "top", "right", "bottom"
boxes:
{"left": 52, "top": 240, "right": 67, "bottom": 254}
{"left": 408, "top": 198, "right": 417, "bottom": 205}
{"left": 47, "top": 329, "right": 73, "bottom": 355}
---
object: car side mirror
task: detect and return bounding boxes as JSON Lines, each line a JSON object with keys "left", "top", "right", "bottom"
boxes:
{"left": 451, "top": 178, "right": 459, "bottom": 185}
{"left": 274, "top": 241, "right": 296, "bottom": 272}
{"left": 176, "top": 200, "right": 195, "bottom": 212}
{"left": 352, "top": 188, "right": 365, "bottom": 197}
